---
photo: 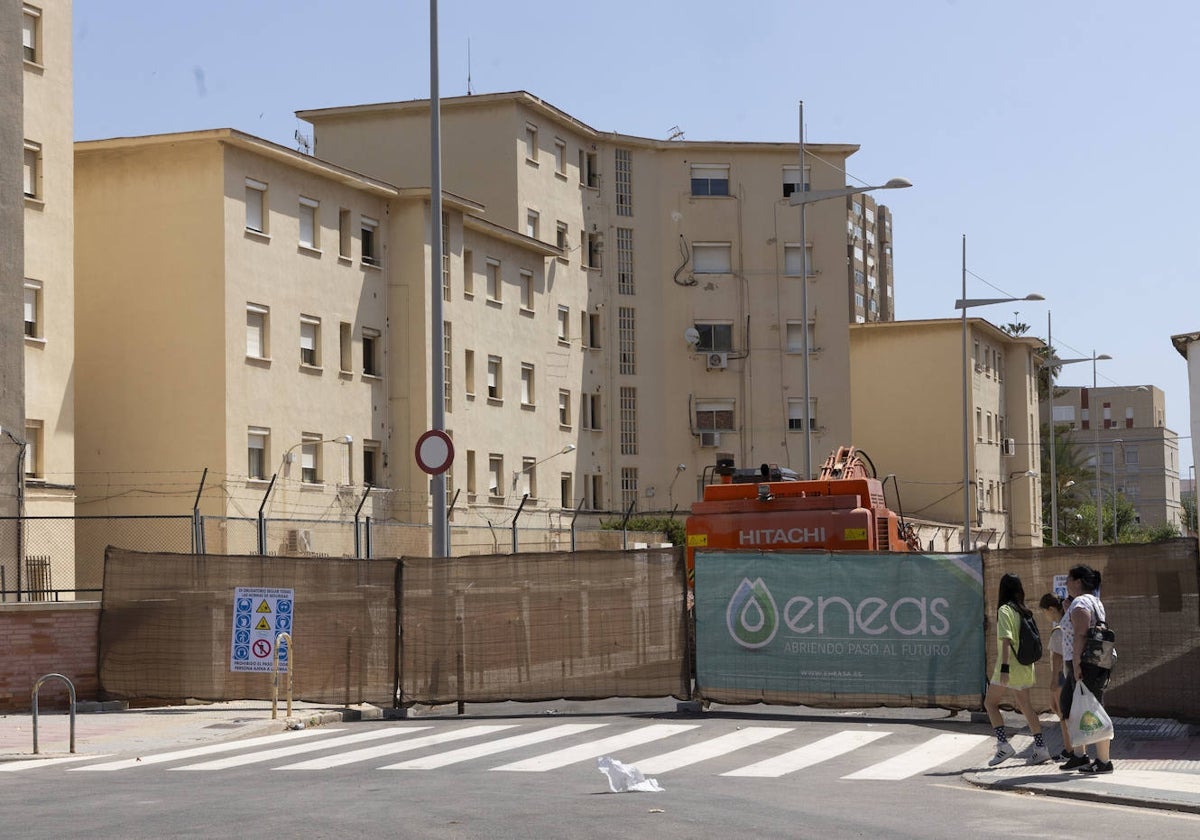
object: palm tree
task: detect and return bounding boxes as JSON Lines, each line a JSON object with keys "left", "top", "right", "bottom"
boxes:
{"left": 1040, "top": 422, "right": 1095, "bottom": 542}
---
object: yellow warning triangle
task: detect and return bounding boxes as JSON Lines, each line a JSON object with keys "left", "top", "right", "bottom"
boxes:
{"left": 256, "top": 600, "right": 272, "bottom": 613}
{"left": 255, "top": 616, "right": 271, "bottom": 631}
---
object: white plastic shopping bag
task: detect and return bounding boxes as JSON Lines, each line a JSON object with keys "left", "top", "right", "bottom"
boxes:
{"left": 1068, "top": 681, "right": 1114, "bottom": 746}
{"left": 596, "top": 755, "right": 664, "bottom": 793}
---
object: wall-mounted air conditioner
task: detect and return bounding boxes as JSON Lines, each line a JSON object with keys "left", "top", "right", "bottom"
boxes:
{"left": 699, "top": 432, "right": 721, "bottom": 448}
{"left": 706, "top": 352, "right": 728, "bottom": 370}
{"left": 286, "top": 528, "right": 312, "bottom": 553}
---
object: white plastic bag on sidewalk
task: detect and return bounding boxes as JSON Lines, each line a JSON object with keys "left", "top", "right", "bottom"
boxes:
{"left": 597, "top": 755, "right": 664, "bottom": 793}
{"left": 1068, "top": 681, "right": 1114, "bottom": 746}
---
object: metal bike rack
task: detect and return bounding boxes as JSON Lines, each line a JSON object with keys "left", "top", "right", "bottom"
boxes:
{"left": 272, "top": 632, "right": 293, "bottom": 720}
{"left": 31, "top": 673, "right": 76, "bottom": 754}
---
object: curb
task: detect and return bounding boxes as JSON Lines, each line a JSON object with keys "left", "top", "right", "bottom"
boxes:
{"left": 963, "top": 770, "right": 1200, "bottom": 815}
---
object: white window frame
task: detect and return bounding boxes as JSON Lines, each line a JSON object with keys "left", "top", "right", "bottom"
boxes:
{"left": 785, "top": 319, "right": 814, "bottom": 354}
{"left": 784, "top": 243, "right": 812, "bottom": 277}
{"left": 300, "top": 315, "right": 321, "bottom": 368}
{"left": 23, "top": 280, "right": 42, "bottom": 339}
{"left": 300, "top": 433, "right": 322, "bottom": 484}
{"left": 23, "top": 141, "right": 41, "bottom": 200}
{"left": 246, "top": 303, "right": 269, "bottom": 360}
{"left": 247, "top": 427, "right": 270, "bottom": 481}
{"left": 525, "top": 123, "right": 539, "bottom": 163}
{"left": 486, "top": 259, "right": 501, "bottom": 302}
{"left": 695, "top": 399, "right": 735, "bottom": 433}
{"left": 557, "top": 305, "right": 570, "bottom": 343}
{"left": 489, "top": 454, "right": 504, "bottom": 497}
{"left": 558, "top": 389, "right": 572, "bottom": 428}
{"left": 23, "top": 420, "right": 42, "bottom": 479}
{"left": 690, "top": 163, "right": 730, "bottom": 197}
{"left": 361, "top": 216, "right": 380, "bottom": 266}
{"left": 692, "top": 242, "right": 732, "bottom": 274}
{"left": 787, "top": 397, "right": 817, "bottom": 431}
{"left": 519, "top": 269, "right": 534, "bottom": 311}
{"left": 362, "top": 327, "right": 381, "bottom": 377}
{"left": 520, "top": 363, "right": 535, "bottom": 406}
{"left": 22, "top": 6, "right": 40, "bottom": 64}
{"left": 245, "top": 178, "right": 267, "bottom": 234}
{"left": 487, "top": 355, "right": 502, "bottom": 401}
{"left": 554, "top": 138, "right": 567, "bottom": 176}
{"left": 299, "top": 196, "right": 319, "bottom": 250}
{"left": 526, "top": 209, "right": 540, "bottom": 239}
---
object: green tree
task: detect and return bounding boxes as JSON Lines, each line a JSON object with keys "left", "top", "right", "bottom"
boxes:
{"left": 1039, "top": 422, "right": 1096, "bottom": 543}
{"left": 1183, "top": 488, "right": 1197, "bottom": 536}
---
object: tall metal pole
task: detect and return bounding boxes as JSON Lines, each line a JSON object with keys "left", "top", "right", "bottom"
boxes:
{"left": 1048, "top": 312, "right": 1059, "bottom": 545}
{"left": 429, "top": 0, "right": 449, "bottom": 557}
{"left": 798, "top": 100, "right": 812, "bottom": 479}
{"left": 1093, "top": 352, "right": 1101, "bottom": 544}
{"left": 961, "top": 234, "right": 970, "bottom": 551}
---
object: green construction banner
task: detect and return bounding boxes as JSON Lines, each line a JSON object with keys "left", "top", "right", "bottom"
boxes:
{"left": 694, "top": 551, "right": 985, "bottom": 698}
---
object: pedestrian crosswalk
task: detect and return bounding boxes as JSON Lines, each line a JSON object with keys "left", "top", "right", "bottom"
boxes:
{"left": 3, "top": 721, "right": 1003, "bottom": 781}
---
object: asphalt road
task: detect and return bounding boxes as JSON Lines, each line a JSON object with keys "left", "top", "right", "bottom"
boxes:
{"left": 3, "top": 713, "right": 1199, "bottom": 840}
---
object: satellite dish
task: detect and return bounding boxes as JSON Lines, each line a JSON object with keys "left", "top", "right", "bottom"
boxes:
{"left": 684, "top": 327, "right": 700, "bottom": 347}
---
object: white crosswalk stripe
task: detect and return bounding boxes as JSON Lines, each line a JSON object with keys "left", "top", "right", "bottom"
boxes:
{"left": 492, "top": 723, "right": 699, "bottom": 772}
{"left": 71, "top": 728, "right": 339, "bottom": 772}
{"left": 841, "top": 733, "right": 991, "bottom": 780}
{"left": 380, "top": 723, "right": 609, "bottom": 770}
{"left": 634, "top": 726, "right": 792, "bottom": 774}
{"left": 172, "top": 727, "right": 427, "bottom": 771}
{"left": 277, "top": 724, "right": 517, "bottom": 770}
{"left": 1, "top": 754, "right": 111, "bottom": 772}
{"left": 722, "top": 729, "right": 890, "bottom": 777}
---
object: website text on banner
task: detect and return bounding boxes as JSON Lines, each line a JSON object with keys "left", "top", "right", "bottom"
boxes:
{"left": 694, "top": 551, "right": 985, "bottom": 710}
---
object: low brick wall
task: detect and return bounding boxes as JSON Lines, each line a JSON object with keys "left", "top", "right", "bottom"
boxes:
{"left": 0, "top": 602, "right": 100, "bottom": 712}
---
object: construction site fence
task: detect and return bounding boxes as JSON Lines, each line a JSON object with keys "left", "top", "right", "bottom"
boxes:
{"left": 93, "top": 539, "right": 1200, "bottom": 720}
{"left": 0, "top": 514, "right": 670, "bottom": 602}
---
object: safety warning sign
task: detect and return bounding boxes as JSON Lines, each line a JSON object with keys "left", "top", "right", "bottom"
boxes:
{"left": 230, "top": 587, "right": 294, "bottom": 673}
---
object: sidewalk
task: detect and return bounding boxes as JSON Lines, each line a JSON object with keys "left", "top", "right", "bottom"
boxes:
{"left": 2, "top": 701, "right": 1198, "bottom": 813}
{"left": 963, "top": 717, "right": 1200, "bottom": 814}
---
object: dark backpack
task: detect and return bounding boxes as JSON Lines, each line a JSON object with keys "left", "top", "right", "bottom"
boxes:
{"left": 1010, "top": 603, "right": 1043, "bottom": 665}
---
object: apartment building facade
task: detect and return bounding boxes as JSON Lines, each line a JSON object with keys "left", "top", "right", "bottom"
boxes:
{"left": 2, "top": 1, "right": 75, "bottom": 596}
{"left": 1042, "top": 384, "right": 1182, "bottom": 531}
{"left": 849, "top": 319, "right": 1045, "bottom": 549}
{"left": 298, "top": 91, "right": 898, "bottom": 513}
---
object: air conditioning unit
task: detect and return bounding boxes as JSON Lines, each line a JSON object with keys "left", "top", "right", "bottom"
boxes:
{"left": 699, "top": 432, "right": 721, "bottom": 448}
{"left": 706, "top": 352, "right": 728, "bottom": 370}
{"left": 1001, "top": 438, "right": 1016, "bottom": 456}
{"left": 286, "top": 528, "right": 312, "bottom": 553}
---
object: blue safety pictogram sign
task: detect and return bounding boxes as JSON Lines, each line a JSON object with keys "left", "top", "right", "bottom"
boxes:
{"left": 230, "top": 587, "right": 295, "bottom": 673}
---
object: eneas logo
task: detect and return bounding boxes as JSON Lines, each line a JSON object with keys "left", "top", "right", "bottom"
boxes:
{"left": 726, "top": 577, "right": 779, "bottom": 649}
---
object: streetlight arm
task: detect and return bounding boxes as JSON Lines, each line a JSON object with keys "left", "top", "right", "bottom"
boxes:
{"left": 955, "top": 294, "right": 1044, "bottom": 309}
{"left": 788, "top": 178, "right": 912, "bottom": 206}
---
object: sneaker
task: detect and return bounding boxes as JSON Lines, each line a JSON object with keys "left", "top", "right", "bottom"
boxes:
{"left": 1056, "top": 749, "right": 1073, "bottom": 761}
{"left": 987, "top": 742, "right": 1016, "bottom": 766}
{"left": 1059, "top": 753, "right": 1091, "bottom": 771}
{"left": 1026, "top": 745, "right": 1052, "bottom": 765}
{"left": 1078, "top": 760, "right": 1114, "bottom": 774}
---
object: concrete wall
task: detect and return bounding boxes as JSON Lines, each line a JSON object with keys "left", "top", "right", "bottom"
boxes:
{"left": 0, "top": 602, "right": 99, "bottom": 712}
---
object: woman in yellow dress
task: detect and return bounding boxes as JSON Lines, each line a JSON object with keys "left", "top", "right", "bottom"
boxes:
{"left": 984, "top": 573, "right": 1050, "bottom": 766}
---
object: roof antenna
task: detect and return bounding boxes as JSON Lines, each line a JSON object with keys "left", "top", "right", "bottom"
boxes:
{"left": 467, "top": 38, "right": 473, "bottom": 95}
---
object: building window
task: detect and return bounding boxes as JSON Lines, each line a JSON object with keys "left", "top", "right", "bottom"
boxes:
{"left": 696, "top": 399, "right": 735, "bottom": 434}
{"left": 526, "top": 209, "right": 539, "bottom": 240}
{"left": 362, "top": 328, "right": 380, "bottom": 376}
{"left": 588, "top": 474, "right": 604, "bottom": 510}
{"left": 784, "top": 243, "right": 812, "bottom": 277}
{"left": 582, "top": 393, "right": 602, "bottom": 430}
{"left": 975, "top": 407, "right": 983, "bottom": 442}
{"left": 693, "top": 242, "right": 732, "bottom": 274}
{"left": 554, "top": 138, "right": 567, "bottom": 175}
{"left": 362, "top": 440, "right": 380, "bottom": 486}
{"left": 621, "top": 467, "right": 638, "bottom": 512}
{"left": 620, "top": 387, "right": 638, "bottom": 455}
{"left": 441, "top": 213, "right": 451, "bottom": 301}
{"left": 22, "top": 420, "right": 41, "bottom": 479}
{"left": 582, "top": 231, "right": 602, "bottom": 270}
{"left": 515, "top": 456, "right": 537, "bottom": 498}
{"left": 487, "top": 356, "right": 502, "bottom": 400}
{"left": 338, "top": 208, "right": 352, "bottom": 258}
{"left": 23, "top": 281, "right": 41, "bottom": 338}
{"left": 618, "top": 307, "right": 636, "bottom": 375}
{"left": 488, "top": 454, "right": 504, "bottom": 497}
{"left": 299, "top": 197, "right": 319, "bottom": 249}
{"left": 579, "top": 149, "right": 598, "bottom": 188}
{"left": 300, "top": 316, "right": 320, "bottom": 367}
{"left": 782, "top": 165, "right": 810, "bottom": 197}
{"left": 486, "top": 259, "right": 501, "bottom": 302}
{"left": 787, "top": 397, "right": 817, "bottom": 431}
{"left": 465, "top": 450, "right": 477, "bottom": 500}
{"left": 443, "top": 321, "right": 452, "bottom": 413}
{"left": 615, "top": 148, "right": 633, "bottom": 216}
{"left": 690, "top": 164, "right": 729, "bottom": 197}
{"left": 785, "top": 320, "right": 814, "bottom": 354}
{"left": 464, "top": 349, "right": 475, "bottom": 398}
{"left": 247, "top": 428, "right": 269, "bottom": 480}
{"left": 300, "top": 433, "right": 321, "bottom": 484}
{"left": 463, "top": 249, "right": 474, "bottom": 297}
{"left": 23, "top": 142, "right": 41, "bottom": 200}
{"left": 695, "top": 322, "right": 733, "bottom": 352}
{"left": 520, "top": 363, "right": 535, "bottom": 406}
{"left": 583, "top": 312, "right": 602, "bottom": 349}
{"left": 560, "top": 472, "right": 573, "bottom": 509}
{"left": 22, "top": 6, "right": 40, "bottom": 63}
{"left": 339, "top": 322, "right": 352, "bottom": 372}
{"left": 558, "top": 389, "right": 572, "bottom": 428}
{"left": 245, "top": 178, "right": 267, "bottom": 233}
{"left": 557, "top": 306, "right": 570, "bottom": 343}
{"left": 555, "top": 222, "right": 569, "bottom": 258}
{"left": 361, "top": 216, "right": 380, "bottom": 266}
{"left": 246, "top": 304, "right": 269, "bottom": 359}
{"left": 525, "top": 123, "right": 538, "bottom": 162}
{"left": 519, "top": 269, "right": 534, "bottom": 310}
{"left": 616, "top": 228, "right": 634, "bottom": 294}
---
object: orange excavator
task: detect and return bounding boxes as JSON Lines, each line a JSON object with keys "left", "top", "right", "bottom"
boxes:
{"left": 684, "top": 446, "right": 921, "bottom": 585}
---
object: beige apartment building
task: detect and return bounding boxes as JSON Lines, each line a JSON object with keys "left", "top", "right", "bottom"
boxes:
{"left": 73, "top": 128, "right": 577, "bottom": 566}
{"left": 1, "top": 1, "right": 75, "bottom": 598}
{"left": 849, "top": 319, "right": 1045, "bottom": 549}
{"left": 298, "top": 91, "right": 899, "bottom": 512}
{"left": 1042, "top": 384, "right": 1182, "bottom": 531}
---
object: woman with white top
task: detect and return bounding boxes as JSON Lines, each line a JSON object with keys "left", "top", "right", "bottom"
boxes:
{"left": 1058, "top": 564, "right": 1114, "bottom": 774}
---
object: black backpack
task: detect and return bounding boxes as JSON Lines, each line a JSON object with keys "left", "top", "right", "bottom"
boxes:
{"left": 1010, "top": 603, "right": 1043, "bottom": 665}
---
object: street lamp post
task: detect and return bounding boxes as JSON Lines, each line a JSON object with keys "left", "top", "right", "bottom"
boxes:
{"left": 1111, "top": 438, "right": 1124, "bottom": 543}
{"left": 955, "top": 235, "right": 1043, "bottom": 551}
{"left": 789, "top": 100, "right": 912, "bottom": 478}
{"left": 511, "top": 444, "right": 576, "bottom": 493}
{"left": 1044, "top": 312, "right": 1110, "bottom": 545}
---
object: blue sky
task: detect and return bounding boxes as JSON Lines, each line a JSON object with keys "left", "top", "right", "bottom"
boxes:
{"left": 73, "top": 0, "right": 1196, "bottom": 471}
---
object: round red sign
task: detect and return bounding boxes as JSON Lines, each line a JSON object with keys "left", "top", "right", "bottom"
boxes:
{"left": 415, "top": 429, "right": 454, "bottom": 475}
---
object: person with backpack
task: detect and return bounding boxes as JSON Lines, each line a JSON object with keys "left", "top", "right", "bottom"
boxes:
{"left": 1059, "top": 564, "right": 1115, "bottom": 774}
{"left": 984, "top": 572, "right": 1051, "bottom": 766}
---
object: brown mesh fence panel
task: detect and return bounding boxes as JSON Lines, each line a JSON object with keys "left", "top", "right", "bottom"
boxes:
{"left": 399, "top": 549, "right": 689, "bottom": 704}
{"left": 982, "top": 538, "right": 1200, "bottom": 719}
{"left": 99, "top": 548, "right": 398, "bottom": 705}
